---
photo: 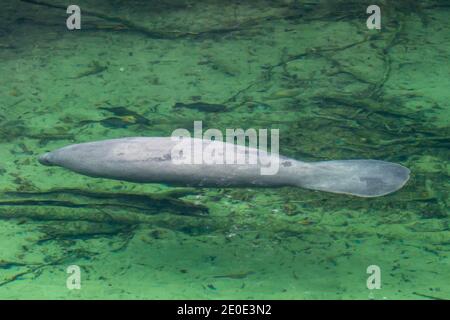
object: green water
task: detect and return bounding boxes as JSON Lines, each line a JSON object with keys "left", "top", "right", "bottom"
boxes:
{"left": 0, "top": 0, "right": 449, "bottom": 299}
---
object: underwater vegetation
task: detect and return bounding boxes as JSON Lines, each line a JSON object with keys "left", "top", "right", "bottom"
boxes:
{"left": 0, "top": 0, "right": 448, "bottom": 299}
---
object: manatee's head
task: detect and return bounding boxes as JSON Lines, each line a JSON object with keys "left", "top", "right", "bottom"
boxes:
{"left": 38, "top": 145, "right": 96, "bottom": 169}
{"left": 38, "top": 152, "right": 56, "bottom": 166}
{"left": 37, "top": 141, "right": 119, "bottom": 178}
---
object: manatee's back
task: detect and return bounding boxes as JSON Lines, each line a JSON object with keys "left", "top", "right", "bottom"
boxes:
{"left": 39, "top": 137, "right": 280, "bottom": 186}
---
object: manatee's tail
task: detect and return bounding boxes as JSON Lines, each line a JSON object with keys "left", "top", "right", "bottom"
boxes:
{"left": 297, "top": 160, "right": 410, "bottom": 197}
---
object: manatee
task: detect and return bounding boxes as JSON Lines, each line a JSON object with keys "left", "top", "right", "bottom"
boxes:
{"left": 38, "top": 137, "right": 410, "bottom": 197}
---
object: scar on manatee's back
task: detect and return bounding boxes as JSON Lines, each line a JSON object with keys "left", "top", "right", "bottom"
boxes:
{"left": 152, "top": 154, "right": 172, "bottom": 161}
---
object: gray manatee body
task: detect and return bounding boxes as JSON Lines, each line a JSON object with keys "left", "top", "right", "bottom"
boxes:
{"left": 38, "top": 137, "right": 410, "bottom": 197}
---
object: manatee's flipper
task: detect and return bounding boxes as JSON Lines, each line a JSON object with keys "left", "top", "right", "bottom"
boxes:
{"left": 298, "top": 160, "right": 410, "bottom": 197}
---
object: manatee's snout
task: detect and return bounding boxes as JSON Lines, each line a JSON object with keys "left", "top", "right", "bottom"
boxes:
{"left": 38, "top": 152, "right": 55, "bottom": 166}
